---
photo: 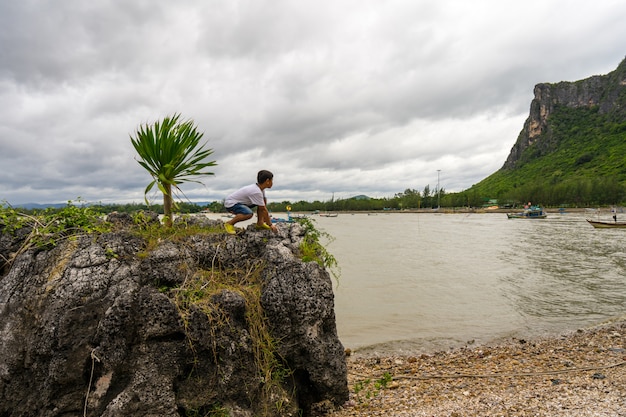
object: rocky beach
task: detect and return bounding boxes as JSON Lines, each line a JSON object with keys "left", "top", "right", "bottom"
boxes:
{"left": 331, "top": 320, "right": 625, "bottom": 416}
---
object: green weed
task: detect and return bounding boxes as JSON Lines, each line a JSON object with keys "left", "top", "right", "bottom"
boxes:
{"left": 294, "top": 217, "right": 340, "bottom": 280}
{"left": 352, "top": 373, "right": 393, "bottom": 404}
{"left": 0, "top": 199, "right": 112, "bottom": 270}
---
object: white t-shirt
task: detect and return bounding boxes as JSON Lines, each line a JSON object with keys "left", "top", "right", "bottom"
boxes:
{"left": 224, "top": 184, "right": 266, "bottom": 208}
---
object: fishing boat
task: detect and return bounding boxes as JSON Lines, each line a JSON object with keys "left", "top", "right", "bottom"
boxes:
{"left": 270, "top": 217, "right": 294, "bottom": 223}
{"left": 270, "top": 212, "right": 295, "bottom": 223}
{"left": 586, "top": 219, "right": 626, "bottom": 228}
{"left": 506, "top": 206, "right": 547, "bottom": 219}
{"left": 319, "top": 212, "right": 338, "bottom": 217}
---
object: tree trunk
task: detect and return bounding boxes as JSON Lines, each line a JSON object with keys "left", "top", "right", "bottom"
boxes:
{"left": 162, "top": 183, "right": 173, "bottom": 227}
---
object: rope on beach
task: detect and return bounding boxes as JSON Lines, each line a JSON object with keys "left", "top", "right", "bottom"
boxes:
{"left": 350, "top": 360, "right": 626, "bottom": 381}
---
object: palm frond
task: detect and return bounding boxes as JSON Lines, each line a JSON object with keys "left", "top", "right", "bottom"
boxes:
{"left": 130, "top": 114, "right": 217, "bottom": 218}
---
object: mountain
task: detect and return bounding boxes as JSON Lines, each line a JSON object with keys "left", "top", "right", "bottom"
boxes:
{"left": 349, "top": 194, "right": 371, "bottom": 200}
{"left": 12, "top": 203, "right": 69, "bottom": 210}
{"left": 469, "top": 56, "right": 626, "bottom": 205}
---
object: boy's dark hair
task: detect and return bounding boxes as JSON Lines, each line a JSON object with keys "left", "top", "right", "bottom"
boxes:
{"left": 257, "top": 170, "right": 273, "bottom": 184}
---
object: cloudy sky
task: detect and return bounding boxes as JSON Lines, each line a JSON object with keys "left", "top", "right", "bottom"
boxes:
{"left": 1, "top": 1, "right": 625, "bottom": 206}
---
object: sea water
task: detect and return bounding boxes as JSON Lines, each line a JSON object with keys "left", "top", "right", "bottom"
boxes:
{"left": 315, "top": 211, "right": 626, "bottom": 355}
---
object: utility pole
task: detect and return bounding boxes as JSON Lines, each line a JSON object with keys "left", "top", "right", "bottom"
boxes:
{"left": 437, "top": 170, "right": 441, "bottom": 210}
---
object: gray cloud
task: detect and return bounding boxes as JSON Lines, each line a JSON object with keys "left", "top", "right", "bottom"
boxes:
{"left": 1, "top": 0, "right": 625, "bottom": 205}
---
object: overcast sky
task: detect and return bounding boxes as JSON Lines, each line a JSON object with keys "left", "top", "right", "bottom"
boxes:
{"left": 1, "top": 1, "right": 625, "bottom": 206}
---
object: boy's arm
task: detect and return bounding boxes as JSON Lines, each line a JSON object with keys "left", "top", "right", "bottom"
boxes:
{"left": 257, "top": 206, "right": 277, "bottom": 232}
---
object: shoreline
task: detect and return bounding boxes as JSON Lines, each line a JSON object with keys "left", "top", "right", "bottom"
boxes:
{"left": 341, "top": 315, "right": 626, "bottom": 358}
{"left": 329, "top": 320, "right": 626, "bottom": 416}
{"left": 267, "top": 207, "right": 611, "bottom": 216}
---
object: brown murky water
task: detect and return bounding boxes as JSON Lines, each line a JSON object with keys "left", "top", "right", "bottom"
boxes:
{"left": 315, "top": 211, "right": 626, "bottom": 354}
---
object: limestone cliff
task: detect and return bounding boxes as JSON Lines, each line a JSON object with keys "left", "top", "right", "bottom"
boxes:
{"left": 503, "top": 56, "right": 626, "bottom": 170}
{"left": 0, "top": 214, "right": 348, "bottom": 417}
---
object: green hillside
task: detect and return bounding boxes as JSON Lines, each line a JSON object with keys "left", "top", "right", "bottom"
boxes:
{"left": 468, "top": 99, "right": 626, "bottom": 207}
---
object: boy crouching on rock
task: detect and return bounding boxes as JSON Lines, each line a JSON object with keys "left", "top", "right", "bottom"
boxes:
{"left": 223, "top": 170, "right": 278, "bottom": 234}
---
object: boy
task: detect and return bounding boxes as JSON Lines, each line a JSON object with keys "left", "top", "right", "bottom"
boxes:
{"left": 224, "top": 170, "right": 278, "bottom": 234}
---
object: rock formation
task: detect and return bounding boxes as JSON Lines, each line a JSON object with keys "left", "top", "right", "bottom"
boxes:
{"left": 0, "top": 213, "right": 348, "bottom": 416}
{"left": 503, "top": 56, "right": 626, "bottom": 170}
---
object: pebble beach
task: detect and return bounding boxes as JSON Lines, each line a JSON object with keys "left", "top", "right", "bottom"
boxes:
{"left": 330, "top": 320, "right": 626, "bottom": 416}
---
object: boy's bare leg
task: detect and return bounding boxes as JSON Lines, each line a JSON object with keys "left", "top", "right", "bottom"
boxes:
{"left": 228, "top": 213, "right": 252, "bottom": 226}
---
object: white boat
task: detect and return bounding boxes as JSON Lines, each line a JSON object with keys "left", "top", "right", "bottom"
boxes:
{"left": 586, "top": 219, "right": 626, "bottom": 229}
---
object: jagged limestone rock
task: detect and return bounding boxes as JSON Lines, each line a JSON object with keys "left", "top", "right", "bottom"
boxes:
{"left": 503, "top": 56, "right": 626, "bottom": 169}
{"left": 0, "top": 216, "right": 348, "bottom": 416}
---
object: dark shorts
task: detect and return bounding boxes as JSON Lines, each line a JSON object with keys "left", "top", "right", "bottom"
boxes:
{"left": 226, "top": 203, "right": 256, "bottom": 215}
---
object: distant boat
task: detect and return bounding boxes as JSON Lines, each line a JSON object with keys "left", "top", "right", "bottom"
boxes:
{"left": 586, "top": 219, "right": 626, "bottom": 229}
{"left": 506, "top": 206, "right": 547, "bottom": 219}
{"left": 271, "top": 217, "right": 294, "bottom": 223}
{"left": 270, "top": 212, "right": 295, "bottom": 223}
{"left": 319, "top": 213, "right": 338, "bottom": 217}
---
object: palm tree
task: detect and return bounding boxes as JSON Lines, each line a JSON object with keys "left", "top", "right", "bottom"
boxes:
{"left": 130, "top": 114, "right": 217, "bottom": 227}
